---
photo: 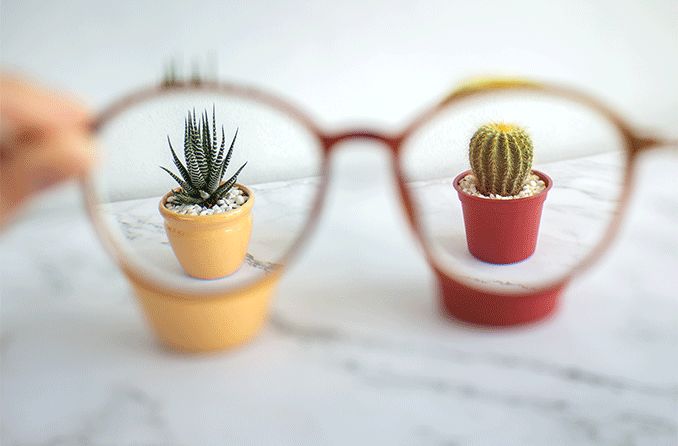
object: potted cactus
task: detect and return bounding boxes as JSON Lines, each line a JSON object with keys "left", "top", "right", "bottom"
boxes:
{"left": 452, "top": 123, "right": 552, "bottom": 264}
{"left": 159, "top": 107, "right": 253, "bottom": 279}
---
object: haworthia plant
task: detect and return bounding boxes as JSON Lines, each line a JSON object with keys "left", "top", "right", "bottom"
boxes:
{"left": 469, "top": 123, "right": 533, "bottom": 196}
{"left": 161, "top": 106, "right": 247, "bottom": 207}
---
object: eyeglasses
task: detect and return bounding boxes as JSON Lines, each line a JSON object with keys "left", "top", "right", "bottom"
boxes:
{"left": 84, "top": 76, "right": 676, "bottom": 351}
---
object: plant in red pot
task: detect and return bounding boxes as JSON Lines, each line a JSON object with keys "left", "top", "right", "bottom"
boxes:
{"left": 453, "top": 123, "right": 552, "bottom": 264}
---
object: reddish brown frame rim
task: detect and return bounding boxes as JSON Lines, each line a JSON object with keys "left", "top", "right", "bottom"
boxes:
{"left": 82, "top": 78, "right": 672, "bottom": 298}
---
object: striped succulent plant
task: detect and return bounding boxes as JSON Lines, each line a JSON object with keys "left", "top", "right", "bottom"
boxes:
{"left": 161, "top": 107, "right": 247, "bottom": 207}
{"left": 469, "top": 123, "right": 533, "bottom": 196}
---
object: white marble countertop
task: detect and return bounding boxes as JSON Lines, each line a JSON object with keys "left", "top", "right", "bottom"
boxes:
{"left": 1, "top": 148, "right": 677, "bottom": 446}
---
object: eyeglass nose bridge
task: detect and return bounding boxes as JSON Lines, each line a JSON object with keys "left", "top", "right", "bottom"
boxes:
{"left": 319, "top": 129, "right": 401, "bottom": 154}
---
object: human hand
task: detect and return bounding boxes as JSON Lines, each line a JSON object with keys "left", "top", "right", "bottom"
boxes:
{"left": 0, "top": 74, "right": 95, "bottom": 228}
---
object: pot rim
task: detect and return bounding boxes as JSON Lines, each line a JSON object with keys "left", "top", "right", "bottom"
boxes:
{"left": 453, "top": 169, "right": 553, "bottom": 203}
{"left": 159, "top": 182, "right": 254, "bottom": 223}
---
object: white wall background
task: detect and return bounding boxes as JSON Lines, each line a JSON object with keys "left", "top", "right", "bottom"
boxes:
{"left": 1, "top": 0, "right": 677, "bottom": 210}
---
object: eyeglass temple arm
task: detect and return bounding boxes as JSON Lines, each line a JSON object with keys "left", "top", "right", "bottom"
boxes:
{"left": 445, "top": 76, "right": 542, "bottom": 99}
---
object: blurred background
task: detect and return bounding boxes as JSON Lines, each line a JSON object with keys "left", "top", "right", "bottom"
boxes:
{"left": 2, "top": 0, "right": 677, "bottom": 213}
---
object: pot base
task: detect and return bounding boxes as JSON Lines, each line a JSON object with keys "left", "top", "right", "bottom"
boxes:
{"left": 129, "top": 273, "right": 279, "bottom": 352}
{"left": 436, "top": 269, "right": 565, "bottom": 326}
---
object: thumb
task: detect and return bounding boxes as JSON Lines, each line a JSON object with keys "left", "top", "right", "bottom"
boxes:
{"left": 0, "top": 128, "right": 95, "bottom": 227}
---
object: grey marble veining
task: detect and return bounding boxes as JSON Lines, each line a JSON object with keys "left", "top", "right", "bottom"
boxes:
{"left": 1, "top": 149, "right": 676, "bottom": 446}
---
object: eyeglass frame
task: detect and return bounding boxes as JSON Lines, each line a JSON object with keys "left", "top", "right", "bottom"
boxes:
{"left": 82, "top": 76, "right": 676, "bottom": 317}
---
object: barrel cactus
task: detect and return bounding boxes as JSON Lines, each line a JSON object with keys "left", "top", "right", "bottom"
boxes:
{"left": 161, "top": 107, "right": 247, "bottom": 208}
{"left": 468, "top": 123, "right": 533, "bottom": 196}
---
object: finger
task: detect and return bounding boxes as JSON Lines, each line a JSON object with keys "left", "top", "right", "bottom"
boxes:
{"left": 0, "top": 73, "right": 90, "bottom": 131}
{"left": 0, "top": 129, "right": 95, "bottom": 227}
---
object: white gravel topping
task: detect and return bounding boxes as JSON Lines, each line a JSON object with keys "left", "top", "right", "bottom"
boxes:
{"left": 459, "top": 173, "right": 546, "bottom": 199}
{"left": 164, "top": 185, "right": 249, "bottom": 215}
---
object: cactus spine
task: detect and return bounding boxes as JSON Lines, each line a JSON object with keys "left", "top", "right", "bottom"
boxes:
{"left": 469, "top": 123, "right": 533, "bottom": 196}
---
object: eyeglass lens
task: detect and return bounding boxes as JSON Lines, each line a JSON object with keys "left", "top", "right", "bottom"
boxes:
{"left": 92, "top": 90, "right": 324, "bottom": 292}
{"left": 400, "top": 90, "right": 626, "bottom": 291}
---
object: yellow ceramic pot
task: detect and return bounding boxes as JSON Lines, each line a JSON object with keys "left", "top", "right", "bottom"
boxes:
{"left": 159, "top": 184, "right": 254, "bottom": 279}
{"left": 127, "top": 269, "right": 280, "bottom": 352}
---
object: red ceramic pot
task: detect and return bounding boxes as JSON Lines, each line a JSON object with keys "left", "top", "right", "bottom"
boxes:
{"left": 436, "top": 268, "right": 566, "bottom": 326}
{"left": 453, "top": 170, "right": 552, "bottom": 264}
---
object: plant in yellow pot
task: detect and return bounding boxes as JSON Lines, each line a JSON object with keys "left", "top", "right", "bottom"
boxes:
{"left": 159, "top": 107, "right": 252, "bottom": 279}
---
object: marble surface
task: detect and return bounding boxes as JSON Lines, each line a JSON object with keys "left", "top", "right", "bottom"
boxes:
{"left": 1, "top": 147, "right": 677, "bottom": 445}
{"left": 97, "top": 176, "right": 321, "bottom": 293}
{"left": 410, "top": 151, "right": 625, "bottom": 291}
{"left": 98, "top": 150, "right": 624, "bottom": 294}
